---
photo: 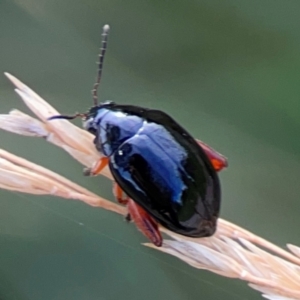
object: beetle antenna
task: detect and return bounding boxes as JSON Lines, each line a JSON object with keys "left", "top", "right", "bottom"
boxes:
{"left": 92, "top": 24, "right": 110, "bottom": 106}
{"left": 48, "top": 113, "right": 87, "bottom": 121}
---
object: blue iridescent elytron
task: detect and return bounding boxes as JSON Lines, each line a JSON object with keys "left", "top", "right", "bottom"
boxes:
{"left": 49, "top": 24, "right": 227, "bottom": 246}
{"left": 84, "top": 102, "right": 221, "bottom": 237}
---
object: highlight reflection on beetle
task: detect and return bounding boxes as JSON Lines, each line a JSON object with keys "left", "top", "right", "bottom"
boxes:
{"left": 48, "top": 25, "right": 228, "bottom": 247}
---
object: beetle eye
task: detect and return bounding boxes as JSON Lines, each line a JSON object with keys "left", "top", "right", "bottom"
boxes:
{"left": 83, "top": 118, "right": 94, "bottom": 130}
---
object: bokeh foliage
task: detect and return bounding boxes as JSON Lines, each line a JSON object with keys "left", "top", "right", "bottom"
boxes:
{"left": 0, "top": 1, "right": 300, "bottom": 299}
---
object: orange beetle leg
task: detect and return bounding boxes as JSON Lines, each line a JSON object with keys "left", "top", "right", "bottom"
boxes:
{"left": 83, "top": 157, "right": 109, "bottom": 176}
{"left": 196, "top": 139, "right": 228, "bottom": 172}
{"left": 113, "top": 182, "right": 129, "bottom": 205}
{"left": 127, "top": 199, "right": 163, "bottom": 247}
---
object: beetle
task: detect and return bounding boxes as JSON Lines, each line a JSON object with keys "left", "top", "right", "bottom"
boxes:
{"left": 49, "top": 24, "right": 228, "bottom": 247}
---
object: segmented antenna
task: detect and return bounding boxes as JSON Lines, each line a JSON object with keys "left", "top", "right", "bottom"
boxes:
{"left": 92, "top": 24, "right": 110, "bottom": 106}
{"left": 48, "top": 112, "right": 87, "bottom": 121}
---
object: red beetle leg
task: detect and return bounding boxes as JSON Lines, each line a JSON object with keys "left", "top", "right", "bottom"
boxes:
{"left": 113, "top": 182, "right": 129, "bottom": 205}
{"left": 127, "top": 199, "right": 163, "bottom": 247}
{"left": 83, "top": 157, "right": 109, "bottom": 176}
{"left": 196, "top": 139, "right": 228, "bottom": 172}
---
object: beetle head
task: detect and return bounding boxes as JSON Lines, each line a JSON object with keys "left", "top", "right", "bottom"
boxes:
{"left": 82, "top": 101, "right": 114, "bottom": 135}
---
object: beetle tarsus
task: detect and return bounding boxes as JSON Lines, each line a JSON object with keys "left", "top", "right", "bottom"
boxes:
{"left": 83, "top": 167, "right": 92, "bottom": 176}
{"left": 125, "top": 213, "right": 131, "bottom": 222}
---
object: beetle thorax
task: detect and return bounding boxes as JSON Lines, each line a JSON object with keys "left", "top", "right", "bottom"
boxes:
{"left": 84, "top": 107, "right": 144, "bottom": 157}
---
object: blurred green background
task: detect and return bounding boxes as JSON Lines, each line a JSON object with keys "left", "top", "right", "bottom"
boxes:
{"left": 0, "top": 0, "right": 300, "bottom": 299}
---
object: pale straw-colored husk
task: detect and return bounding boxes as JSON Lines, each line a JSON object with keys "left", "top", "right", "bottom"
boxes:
{"left": 1, "top": 73, "right": 300, "bottom": 300}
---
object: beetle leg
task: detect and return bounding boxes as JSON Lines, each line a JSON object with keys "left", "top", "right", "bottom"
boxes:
{"left": 125, "top": 213, "right": 132, "bottom": 222}
{"left": 83, "top": 157, "right": 109, "bottom": 176}
{"left": 127, "top": 199, "right": 163, "bottom": 247}
{"left": 196, "top": 139, "right": 228, "bottom": 172}
{"left": 112, "top": 183, "right": 161, "bottom": 244}
{"left": 112, "top": 182, "right": 129, "bottom": 205}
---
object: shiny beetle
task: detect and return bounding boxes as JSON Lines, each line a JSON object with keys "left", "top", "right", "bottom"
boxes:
{"left": 49, "top": 25, "right": 228, "bottom": 247}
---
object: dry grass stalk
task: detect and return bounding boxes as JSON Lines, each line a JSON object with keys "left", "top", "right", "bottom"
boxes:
{"left": 1, "top": 73, "right": 300, "bottom": 300}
